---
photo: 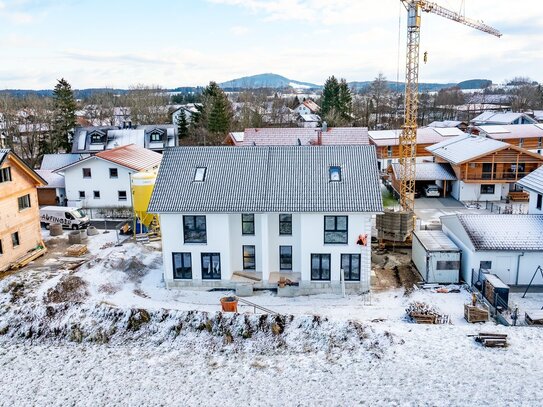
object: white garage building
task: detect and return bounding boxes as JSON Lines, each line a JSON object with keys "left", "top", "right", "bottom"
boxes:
{"left": 441, "top": 214, "right": 543, "bottom": 287}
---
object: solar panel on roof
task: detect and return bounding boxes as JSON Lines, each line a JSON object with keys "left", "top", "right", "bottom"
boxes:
{"left": 432, "top": 127, "right": 465, "bottom": 137}
{"left": 479, "top": 125, "right": 511, "bottom": 134}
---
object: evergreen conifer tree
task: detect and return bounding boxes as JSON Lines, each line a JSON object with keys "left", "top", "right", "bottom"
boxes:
{"left": 177, "top": 110, "right": 189, "bottom": 139}
{"left": 202, "top": 81, "right": 232, "bottom": 139}
{"left": 51, "top": 78, "right": 77, "bottom": 152}
{"left": 320, "top": 76, "right": 340, "bottom": 119}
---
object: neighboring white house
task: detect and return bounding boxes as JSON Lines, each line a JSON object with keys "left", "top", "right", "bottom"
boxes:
{"left": 148, "top": 145, "right": 383, "bottom": 294}
{"left": 470, "top": 112, "right": 537, "bottom": 126}
{"left": 297, "top": 113, "right": 321, "bottom": 128}
{"left": 171, "top": 104, "right": 202, "bottom": 125}
{"left": 293, "top": 100, "right": 320, "bottom": 116}
{"left": 441, "top": 214, "right": 543, "bottom": 287}
{"left": 55, "top": 144, "right": 162, "bottom": 209}
{"left": 518, "top": 166, "right": 543, "bottom": 214}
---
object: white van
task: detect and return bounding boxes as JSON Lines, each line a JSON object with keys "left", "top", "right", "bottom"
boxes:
{"left": 40, "top": 206, "right": 90, "bottom": 230}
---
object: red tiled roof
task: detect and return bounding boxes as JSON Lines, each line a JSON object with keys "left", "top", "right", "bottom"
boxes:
{"left": 95, "top": 144, "right": 162, "bottom": 171}
{"left": 232, "top": 127, "right": 369, "bottom": 146}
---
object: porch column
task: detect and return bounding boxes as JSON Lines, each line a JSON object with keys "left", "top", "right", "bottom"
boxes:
{"left": 260, "top": 214, "right": 270, "bottom": 283}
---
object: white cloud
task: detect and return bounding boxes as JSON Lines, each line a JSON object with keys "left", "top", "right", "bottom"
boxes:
{"left": 230, "top": 25, "right": 249, "bottom": 36}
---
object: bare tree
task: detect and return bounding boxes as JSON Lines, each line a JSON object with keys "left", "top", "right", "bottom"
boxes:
{"left": 120, "top": 84, "right": 170, "bottom": 125}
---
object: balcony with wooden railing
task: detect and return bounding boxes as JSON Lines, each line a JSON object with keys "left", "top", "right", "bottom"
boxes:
{"left": 462, "top": 162, "right": 540, "bottom": 183}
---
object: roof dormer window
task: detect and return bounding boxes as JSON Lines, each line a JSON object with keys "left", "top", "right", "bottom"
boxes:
{"left": 150, "top": 132, "right": 162, "bottom": 142}
{"left": 329, "top": 166, "right": 341, "bottom": 182}
{"left": 90, "top": 133, "right": 103, "bottom": 144}
{"left": 194, "top": 167, "right": 206, "bottom": 182}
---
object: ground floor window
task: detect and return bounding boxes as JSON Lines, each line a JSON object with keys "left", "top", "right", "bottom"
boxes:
{"left": 311, "top": 254, "right": 331, "bottom": 281}
{"left": 537, "top": 193, "right": 542, "bottom": 210}
{"left": 280, "top": 246, "right": 292, "bottom": 270}
{"left": 436, "top": 260, "right": 460, "bottom": 270}
{"left": 341, "top": 254, "right": 361, "bottom": 281}
{"left": 480, "top": 261, "right": 492, "bottom": 270}
{"left": 11, "top": 231, "right": 20, "bottom": 247}
{"left": 172, "top": 252, "right": 192, "bottom": 279}
{"left": 202, "top": 253, "right": 221, "bottom": 280}
{"left": 480, "top": 184, "right": 495, "bottom": 195}
{"left": 242, "top": 245, "right": 256, "bottom": 270}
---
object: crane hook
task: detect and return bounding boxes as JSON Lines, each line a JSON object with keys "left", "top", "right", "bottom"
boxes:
{"left": 423, "top": 51, "right": 428, "bottom": 64}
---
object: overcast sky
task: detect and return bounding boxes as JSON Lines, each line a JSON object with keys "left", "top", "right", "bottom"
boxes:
{"left": 0, "top": 0, "right": 541, "bottom": 89}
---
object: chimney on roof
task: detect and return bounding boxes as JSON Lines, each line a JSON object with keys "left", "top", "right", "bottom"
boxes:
{"left": 316, "top": 129, "right": 322, "bottom": 146}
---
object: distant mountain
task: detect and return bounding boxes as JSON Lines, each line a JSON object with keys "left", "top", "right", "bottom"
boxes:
{"left": 219, "top": 73, "right": 320, "bottom": 90}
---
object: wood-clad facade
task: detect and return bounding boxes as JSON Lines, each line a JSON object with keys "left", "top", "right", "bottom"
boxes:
{"left": 0, "top": 151, "right": 46, "bottom": 271}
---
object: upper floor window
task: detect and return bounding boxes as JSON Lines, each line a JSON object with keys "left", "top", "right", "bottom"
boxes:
{"left": 17, "top": 194, "right": 31, "bottom": 211}
{"left": 242, "top": 214, "right": 255, "bottom": 235}
{"left": 118, "top": 190, "right": 127, "bottom": 201}
{"left": 329, "top": 166, "right": 341, "bottom": 182}
{"left": 109, "top": 168, "right": 118, "bottom": 178}
{"left": 537, "top": 194, "right": 542, "bottom": 210}
{"left": 279, "top": 214, "right": 292, "bottom": 235}
{"left": 82, "top": 168, "right": 91, "bottom": 178}
{"left": 324, "top": 216, "right": 348, "bottom": 244}
{"left": 0, "top": 167, "right": 12, "bottom": 183}
{"left": 183, "top": 215, "right": 207, "bottom": 243}
{"left": 150, "top": 132, "right": 162, "bottom": 142}
{"left": 387, "top": 146, "right": 393, "bottom": 157}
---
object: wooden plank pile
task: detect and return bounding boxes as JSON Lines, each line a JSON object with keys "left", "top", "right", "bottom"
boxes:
{"left": 471, "top": 332, "right": 508, "bottom": 348}
{"left": 525, "top": 311, "right": 543, "bottom": 326}
{"left": 464, "top": 304, "right": 489, "bottom": 323}
{"left": 9, "top": 245, "right": 48, "bottom": 270}
{"left": 406, "top": 301, "right": 449, "bottom": 324}
{"left": 66, "top": 244, "right": 88, "bottom": 257}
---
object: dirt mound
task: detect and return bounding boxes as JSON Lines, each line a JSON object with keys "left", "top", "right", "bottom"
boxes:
{"left": 45, "top": 275, "right": 89, "bottom": 304}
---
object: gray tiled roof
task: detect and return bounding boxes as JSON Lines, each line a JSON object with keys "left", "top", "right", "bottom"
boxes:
{"left": 458, "top": 214, "right": 543, "bottom": 251}
{"left": 391, "top": 162, "right": 457, "bottom": 181}
{"left": 517, "top": 166, "right": 543, "bottom": 195}
{"left": 0, "top": 148, "right": 9, "bottom": 165}
{"left": 40, "top": 154, "right": 88, "bottom": 171}
{"left": 148, "top": 145, "right": 383, "bottom": 213}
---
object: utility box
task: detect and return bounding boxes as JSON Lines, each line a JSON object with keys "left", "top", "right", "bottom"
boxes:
{"left": 412, "top": 230, "right": 461, "bottom": 284}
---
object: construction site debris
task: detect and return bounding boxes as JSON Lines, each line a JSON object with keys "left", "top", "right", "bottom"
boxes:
{"left": 406, "top": 301, "right": 450, "bottom": 324}
{"left": 66, "top": 244, "right": 88, "bottom": 257}
{"left": 376, "top": 210, "right": 414, "bottom": 242}
{"left": 525, "top": 311, "right": 543, "bottom": 326}
{"left": 464, "top": 304, "right": 489, "bottom": 323}
{"left": 470, "top": 332, "right": 508, "bottom": 348}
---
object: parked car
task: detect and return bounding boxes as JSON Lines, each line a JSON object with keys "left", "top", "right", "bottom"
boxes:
{"left": 40, "top": 206, "right": 90, "bottom": 229}
{"left": 424, "top": 184, "right": 440, "bottom": 197}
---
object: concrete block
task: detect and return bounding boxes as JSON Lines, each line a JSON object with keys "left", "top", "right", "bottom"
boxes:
{"left": 235, "top": 284, "right": 254, "bottom": 297}
{"left": 277, "top": 285, "right": 299, "bottom": 297}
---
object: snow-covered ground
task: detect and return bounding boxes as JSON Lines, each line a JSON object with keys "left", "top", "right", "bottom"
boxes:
{"left": 0, "top": 229, "right": 542, "bottom": 406}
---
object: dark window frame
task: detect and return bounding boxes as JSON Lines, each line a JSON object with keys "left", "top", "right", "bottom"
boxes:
{"left": 480, "top": 261, "right": 492, "bottom": 270}
{"left": 436, "top": 260, "right": 460, "bottom": 270}
{"left": 242, "top": 245, "right": 256, "bottom": 270}
{"left": 341, "top": 254, "right": 361, "bottom": 281}
{"left": 480, "top": 184, "right": 495, "bottom": 195}
{"left": 82, "top": 168, "right": 92, "bottom": 178}
{"left": 90, "top": 133, "right": 103, "bottom": 144}
{"left": 194, "top": 167, "right": 206, "bottom": 182}
{"left": 279, "top": 214, "right": 292, "bottom": 235}
{"left": 279, "top": 246, "right": 292, "bottom": 271}
{"left": 11, "top": 231, "right": 20, "bottom": 248}
{"left": 324, "top": 215, "right": 348, "bottom": 244}
{"left": 109, "top": 168, "right": 118, "bottom": 178}
{"left": 241, "top": 214, "right": 255, "bottom": 235}
{"left": 93, "top": 190, "right": 101, "bottom": 199}
{"left": 172, "top": 252, "right": 192, "bottom": 279}
{"left": 118, "top": 190, "right": 127, "bottom": 201}
{"left": 201, "top": 252, "right": 221, "bottom": 280}
{"left": 79, "top": 191, "right": 86, "bottom": 199}
{"left": 537, "top": 194, "right": 543, "bottom": 210}
{"left": 0, "top": 167, "right": 12, "bottom": 183}
{"left": 17, "top": 194, "right": 31, "bottom": 211}
{"left": 183, "top": 215, "right": 207, "bottom": 243}
{"left": 0, "top": 238, "right": 3, "bottom": 255}
{"left": 311, "top": 253, "right": 331, "bottom": 281}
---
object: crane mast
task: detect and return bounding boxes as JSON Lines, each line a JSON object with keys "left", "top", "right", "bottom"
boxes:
{"left": 398, "top": 1, "right": 501, "bottom": 212}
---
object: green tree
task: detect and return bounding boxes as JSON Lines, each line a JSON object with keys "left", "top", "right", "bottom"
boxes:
{"left": 338, "top": 79, "right": 353, "bottom": 120}
{"left": 177, "top": 110, "right": 189, "bottom": 139}
{"left": 51, "top": 78, "right": 77, "bottom": 152}
{"left": 320, "top": 75, "right": 340, "bottom": 119}
{"left": 201, "top": 81, "right": 233, "bottom": 142}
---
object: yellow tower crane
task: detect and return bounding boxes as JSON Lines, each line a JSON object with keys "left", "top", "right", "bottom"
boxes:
{"left": 398, "top": 1, "right": 501, "bottom": 212}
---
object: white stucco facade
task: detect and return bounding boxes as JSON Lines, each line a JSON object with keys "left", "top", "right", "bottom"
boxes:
{"left": 449, "top": 181, "right": 508, "bottom": 202}
{"left": 160, "top": 212, "right": 373, "bottom": 292}
{"left": 61, "top": 158, "right": 136, "bottom": 209}
{"left": 526, "top": 190, "right": 543, "bottom": 214}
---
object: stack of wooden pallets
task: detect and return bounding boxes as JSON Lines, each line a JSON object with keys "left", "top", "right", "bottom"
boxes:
{"left": 464, "top": 304, "right": 489, "bottom": 323}
{"left": 66, "top": 244, "right": 88, "bottom": 257}
{"left": 471, "top": 332, "right": 508, "bottom": 348}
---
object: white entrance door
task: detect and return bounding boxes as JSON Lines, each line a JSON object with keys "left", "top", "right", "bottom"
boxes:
{"left": 493, "top": 256, "right": 513, "bottom": 285}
